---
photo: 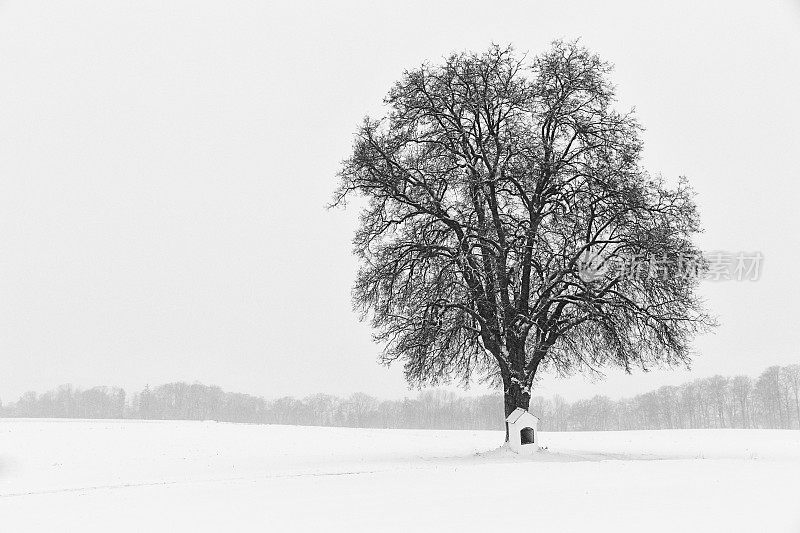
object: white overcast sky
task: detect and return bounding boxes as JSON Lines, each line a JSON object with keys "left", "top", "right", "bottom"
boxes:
{"left": 1, "top": 0, "right": 799, "bottom": 403}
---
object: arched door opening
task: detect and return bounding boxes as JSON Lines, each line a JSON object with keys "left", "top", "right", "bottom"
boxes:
{"left": 520, "top": 426, "right": 535, "bottom": 445}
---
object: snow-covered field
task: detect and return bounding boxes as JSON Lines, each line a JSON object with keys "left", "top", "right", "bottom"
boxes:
{"left": 1, "top": 419, "right": 799, "bottom": 532}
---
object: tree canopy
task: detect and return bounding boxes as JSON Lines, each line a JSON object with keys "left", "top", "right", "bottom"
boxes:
{"left": 334, "top": 41, "right": 713, "bottom": 418}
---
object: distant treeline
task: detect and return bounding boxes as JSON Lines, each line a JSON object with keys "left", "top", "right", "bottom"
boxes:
{"left": 2, "top": 364, "right": 799, "bottom": 431}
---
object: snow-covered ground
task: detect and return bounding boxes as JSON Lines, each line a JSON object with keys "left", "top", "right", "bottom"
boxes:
{"left": 1, "top": 419, "right": 799, "bottom": 532}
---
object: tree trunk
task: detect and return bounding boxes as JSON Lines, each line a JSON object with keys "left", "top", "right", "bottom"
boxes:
{"left": 503, "top": 380, "right": 531, "bottom": 442}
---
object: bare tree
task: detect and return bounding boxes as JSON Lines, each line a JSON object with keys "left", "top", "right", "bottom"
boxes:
{"left": 731, "top": 375, "right": 753, "bottom": 428}
{"left": 782, "top": 365, "right": 800, "bottom": 429}
{"left": 657, "top": 385, "right": 680, "bottom": 429}
{"left": 755, "top": 367, "right": 787, "bottom": 428}
{"left": 707, "top": 375, "right": 729, "bottom": 428}
{"left": 334, "top": 41, "right": 713, "bottom": 435}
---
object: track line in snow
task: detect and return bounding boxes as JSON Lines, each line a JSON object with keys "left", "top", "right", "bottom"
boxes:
{"left": 0, "top": 468, "right": 388, "bottom": 499}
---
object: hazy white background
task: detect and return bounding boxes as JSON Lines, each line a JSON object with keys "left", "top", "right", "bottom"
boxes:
{"left": 1, "top": 0, "right": 798, "bottom": 403}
